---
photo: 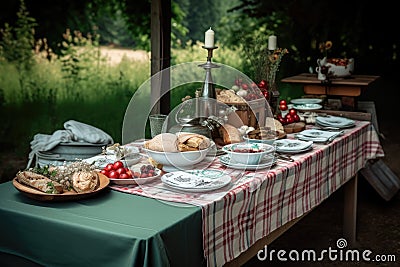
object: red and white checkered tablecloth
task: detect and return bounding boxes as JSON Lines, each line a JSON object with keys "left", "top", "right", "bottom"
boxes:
{"left": 110, "top": 121, "right": 384, "bottom": 267}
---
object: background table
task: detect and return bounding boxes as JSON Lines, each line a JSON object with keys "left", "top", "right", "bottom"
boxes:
{"left": 281, "top": 73, "right": 380, "bottom": 110}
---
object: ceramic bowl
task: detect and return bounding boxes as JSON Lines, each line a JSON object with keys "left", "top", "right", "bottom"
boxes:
{"left": 326, "top": 58, "right": 354, "bottom": 77}
{"left": 142, "top": 146, "right": 211, "bottom": 172}
{"left": 222, "top": 143, "right": 275, "bottom": 165}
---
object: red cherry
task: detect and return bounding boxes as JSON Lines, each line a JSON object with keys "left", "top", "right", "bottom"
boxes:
{"left": 289, "top": 108, "right": 297, "bottom": 116}
{"left": 258, "top": 80, "right": 267, "bottom": 88}
{"left": 293, "top": 114, "right": 300, "bottom": 122}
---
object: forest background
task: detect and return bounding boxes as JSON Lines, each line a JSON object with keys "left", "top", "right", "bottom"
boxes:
{"left": 0, "top": 0, "right": 398, "bottom": 181}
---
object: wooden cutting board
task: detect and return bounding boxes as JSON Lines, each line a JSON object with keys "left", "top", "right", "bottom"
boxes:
{"left": 283, "top": 122, "right": 306, "bottom": 134}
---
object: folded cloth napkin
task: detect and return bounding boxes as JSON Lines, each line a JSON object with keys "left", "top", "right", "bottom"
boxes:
{"left": 27, "top": 120, "right": 114, "bottom": 168}
{"left": 274, "top": 139, "right": 313, "bottom": 152}
{"left": 295, "top": 129, "right": 343, "bottom": 143}
{"left": 64, "top": 120, "right": 114, "bottom": 144}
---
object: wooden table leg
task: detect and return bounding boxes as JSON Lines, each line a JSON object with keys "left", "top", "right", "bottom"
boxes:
{"left": 343, "top": 174, "right": 358, "bottom": 246}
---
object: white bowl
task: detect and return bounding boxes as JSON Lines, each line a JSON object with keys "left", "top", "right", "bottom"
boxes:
{"left": 326, "top": 58, "right": 354, "bottom": 77}
{"left": 142, "top": 147, "right": 210, "bottom": 172}
{"left": 222, "top": 143, "right": 275, "bottom": 165}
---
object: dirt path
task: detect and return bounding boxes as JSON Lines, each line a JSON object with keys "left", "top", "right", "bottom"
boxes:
{"left": 99, "top": 46, "right": 149, "bottom": 64}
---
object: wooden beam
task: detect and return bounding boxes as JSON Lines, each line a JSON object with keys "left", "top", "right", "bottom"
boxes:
{"left": 150, "top": 0, "right": 171, "bottom": 114}
{"left": 312, "top": 110, "right": 372, "bottom": 121}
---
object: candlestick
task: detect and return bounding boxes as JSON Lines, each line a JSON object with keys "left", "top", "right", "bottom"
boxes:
{"left": 268, "top": 35, "right": 277, "bottom": 50}
{"left": 197, "top": 45, "right": 219, "bottom": 118}
{"left": 204, "top": 27, "right": 215, "bottom": 48}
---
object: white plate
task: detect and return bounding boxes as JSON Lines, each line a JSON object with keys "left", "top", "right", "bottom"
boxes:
{"left": 161, "top": 169, "right": 231, "bottom": 192}
{"left": 273, "top": 139, "right": 313, "bottom": 152}
{"left": 83, "top": 155, "right": 116, "bottom": 168}
{"left": 293, "top": 103, "right": 323, "bottom": 111}
{"left": 219, "top": 154, "right": 276, "bottom": 170}
{"left": 291, "top": 98, "right": 322, "bottom": 105}
{"left": 83, "top": 154, "right": 142, "bottom": 169}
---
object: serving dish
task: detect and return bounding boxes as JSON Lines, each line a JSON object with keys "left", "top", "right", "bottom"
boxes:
{"left": 12, "top": 173, "right": 110, "bottom": 201}
{"left": 222, "top": 143, "right": 275, "bottom": 165}
{"left": 109, "top": 167, "right": 162, "bottom": 185}
{"left": 142, "top": 146, "right": 211, "bottom": 172}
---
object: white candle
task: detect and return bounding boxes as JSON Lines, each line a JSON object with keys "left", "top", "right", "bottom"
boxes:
{"left": 204, "top": 27, "right": 215, "bottom": 48}
{"left": 268, "top": 35, "right": 277, "bottom": 50}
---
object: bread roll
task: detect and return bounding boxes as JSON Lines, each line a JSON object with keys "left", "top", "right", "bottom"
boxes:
{"left": 72, "top": 171, "right": 99, "bottom": 193}
{"left": 219, "top": 124, "right": 242, "bottom": 144}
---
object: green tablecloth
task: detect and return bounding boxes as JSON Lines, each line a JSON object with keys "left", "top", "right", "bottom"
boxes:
{"left": 0, "top": 181, "right": 205, "bottom": 267}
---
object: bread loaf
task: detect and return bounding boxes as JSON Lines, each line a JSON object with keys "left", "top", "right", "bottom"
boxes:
{"left": 16, "top": 170, "right": 64, "bottom": 194}
{"left": 145, "top": 132, "right": 211, "bottom": 152}
{"left": 219, "top": 124, "right": 242, "bottom": 144}
{"left": 176, "top": 132, "right": 211, "bottom": 151}
{"left": 265, "top": 117, "right": 284, "bottom": 133}
{"left": 144, "top": 133, "right": 179, "bottom": 152}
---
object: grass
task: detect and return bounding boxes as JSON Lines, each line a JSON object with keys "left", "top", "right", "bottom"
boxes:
{"left": 0, "top": 43, "right": 253, "bottom": 156}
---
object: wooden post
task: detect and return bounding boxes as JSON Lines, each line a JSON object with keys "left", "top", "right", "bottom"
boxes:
{"left": 150, "top": 0, "right": 171, "bottom": 114}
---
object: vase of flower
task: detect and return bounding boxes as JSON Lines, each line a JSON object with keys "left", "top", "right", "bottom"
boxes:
{"left": 266, "top": 48, "right": 288, "bottom": 114}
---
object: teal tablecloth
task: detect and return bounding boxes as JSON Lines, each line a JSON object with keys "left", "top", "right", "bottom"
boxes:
{"left": 0, "top": 181, "right": 205, "bottom": 267}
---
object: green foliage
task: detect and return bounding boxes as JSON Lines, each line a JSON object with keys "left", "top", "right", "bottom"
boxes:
{"left": 0, "top": 0, "right": 37, "bottom": 73}
{"left": 0, "top": 5, "right": 150, "bottom": 155}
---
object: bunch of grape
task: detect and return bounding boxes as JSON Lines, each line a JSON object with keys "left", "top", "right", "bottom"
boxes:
{"left": 133, "top": 165, "right": 157, "bottom": 178}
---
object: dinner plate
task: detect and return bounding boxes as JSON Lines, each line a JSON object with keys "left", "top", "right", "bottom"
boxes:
{"left": 219, "top": 154, "right": 276, "bottom": 170}
{"left": 274, "top": 139, "right": 313, "bottom": 152}
{"left": 291, "top": 98, "right": 323, "bottom": 105}
{"left": 12, "top": 173, "right": 110, "bottom": 201}
{"left": 293, "top": 103, "right": 323, "bottom": 111}
{"left": 83, "top": 154, "right": 142, "bottom": 168}
{"left": 161, "top": 169, "right": 231, "bottom": 192}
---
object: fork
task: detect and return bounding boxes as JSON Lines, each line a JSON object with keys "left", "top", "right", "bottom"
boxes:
{"left": 324, "top": 130, "right": 345, "bottom": 144}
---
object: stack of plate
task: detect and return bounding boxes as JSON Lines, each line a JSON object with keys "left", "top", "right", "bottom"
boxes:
{"left": 295, "top": 129, "right": 344, "bottom": 143}
{"left": 316, "top": 115, "right": 355, "bottom": 129}
{"left": 274, "top": 139, "right": 313, "bottom": 154}
{"left": 291, "top": 98, "right": 323, "bottom": 111}
{"left": 291, "top": 98, "right": 323, "bottom": 105}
